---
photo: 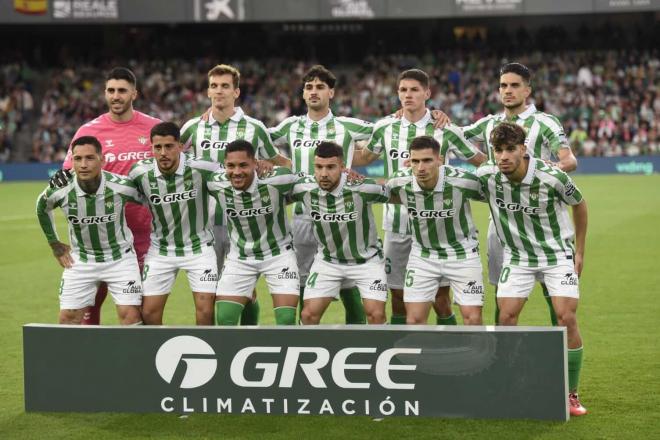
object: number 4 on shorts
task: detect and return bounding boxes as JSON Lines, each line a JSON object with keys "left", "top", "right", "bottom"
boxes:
{"left": 306, "top": 272, "right": 318, "bottom": 288}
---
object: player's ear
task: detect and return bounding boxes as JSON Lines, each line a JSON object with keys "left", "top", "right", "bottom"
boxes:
{"left": 234, "top": 87, "right": 241, "bottom": 99}
{"left": 328, "top": 88, "right": 335, "bottom": 99}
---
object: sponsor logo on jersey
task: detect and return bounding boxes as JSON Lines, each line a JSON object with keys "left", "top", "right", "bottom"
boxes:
{"left": 277, "top": 267, "right": 298, "bottom": 280}
{"left": 369, "top": 279, "right": 387, "bottom": 291}
{"left": 138, "top": 136, "right": 148, "bottom": 145}
{"left": 150, "top": 189, "right": 198, "bottom": 205}
{"left": 200, "top": 140, "right": 231, "bottom": 150}
{"left": 495, "top": 198, "right": 541, "bottom": 214}
{"left": 462, "top": 280, "right": 483, "bottom": 295}
{"left": 388, "top": 149, "right": 410, "bottom": 160}
{"left": 105, "top": 139, "right": 114, "bottom": 148}
{"left": 199, "top": 269, "right": 219, "bottom": 282}
{"left": 561, "top": 273, "right": 578, "bottom": 286}
{"left": 122, "top": 280, "right": 143, "bottom": 294}
{"left": 310, "top": 210, "right": 358, "bottom": 222}
{"left": 105, "top": 200, "right": 114, "bottom": 209}
{"left": 226, "top": 205, "right": 274, "bottom": 218}
{"left": 407, "top": 207, "right": 455, "bottom": 219}
{"left": 67, "top": 213, "right": 117, "bottom": 225}
{"left": 104, "top": 151, "right": 152, "bottom": 163}
{"left": 292, "top": 139, "right": 323, "bottom": 148}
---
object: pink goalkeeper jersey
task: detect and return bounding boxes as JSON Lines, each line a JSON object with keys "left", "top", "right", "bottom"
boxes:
{"left": 64, "top": 110, "right": 162, "bottom": 239}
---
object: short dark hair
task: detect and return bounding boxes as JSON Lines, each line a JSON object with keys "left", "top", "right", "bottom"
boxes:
{"left": 106, "top": 67, "right": 137, "bottom": 87}
{"left": 398, "top": 69, "right": 430, "bottom": 89}
{"left": 225, "top": 139, "right": 255, "bottom": 159}
{"left": 302, "top": 65, "right": 336, "bottom": 89}
{"left": 150, "top": 122, "right": 180, "bottom": 142}
{"left": 71, "top": 136, "right": 103, "bottom": 156}
{"left": 315, "top": 141, "right": 343, "bottom": 159}
{"left": 409, "top": 135, "right": 440, "bottom": 154}
{"left": 490, "top": 122, "right": 526, "bottom": 148}
{"left": 500, "top": 63, "right": 531, "bottom": 84}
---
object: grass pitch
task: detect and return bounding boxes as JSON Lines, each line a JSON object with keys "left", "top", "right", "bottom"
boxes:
{"left": 0, "top": 175, "right": 659, "bottom": 439}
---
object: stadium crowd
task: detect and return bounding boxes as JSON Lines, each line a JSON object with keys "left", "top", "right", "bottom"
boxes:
{"left": 2, "top": 49, "right": 658, "bottom": 162}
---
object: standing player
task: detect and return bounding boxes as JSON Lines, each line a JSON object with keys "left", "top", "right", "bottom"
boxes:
{"left": 37, "top": 136, "right": 143, "bottom": 325}
{"left": 353, "top": 68, "right": 486, "bottom": 325}
{"left": 462, "top": 62, "right": 578, "bottom": 325}
{"left": 387, "top": 136, "right": 484, "bottom": 325}
{"left": 477, "top": 123, "right": 588, "bottom": 416}
{"left": 269, "top": 65, "right": 374, "bottom": 324}
{"left": 180, "top": 64, "right": 291, "bottom": 325}
{"left": 292, "top": 142, "right": 388, "bottom": 325}
{"left": 208, "top": 140, "right": 299, "bottom": 326}
{"left": 51, "top": 67, "right": 161, "bottom": 325}
{"left": 129, "top": 122, "right": 221, "bottom": 325}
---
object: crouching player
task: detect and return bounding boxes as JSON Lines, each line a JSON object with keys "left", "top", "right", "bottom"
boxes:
{"left": 477, "top": 122, "right": 588, "bottom": 416}
{"left": 36, "top": 136, "right": 143, "bottom": 325}
{"left": 292, "top": 142, "right": 388, "bottom": 324}
{"left": 387, "top": 136, "right": 484, "bottom": 325}
{"left": 207, "top": 140, "right": 299, "bottom": 325}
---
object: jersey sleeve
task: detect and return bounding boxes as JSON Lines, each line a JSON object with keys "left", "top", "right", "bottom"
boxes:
{"left": 351, "top": 178, "right": 390, "bottom": 203}
{"left": 180, "top": 117, "right": 201, "bottom": 153}
{"left": 440, "top": 124, "right": 479, "bottom": 161}
{"left": 537, "top": 113, "right": 570, "bottom": 155}
{"left": 263, "top": 167, "right": 298, "bottom": 193}
{"left": 462, "top": 116, "right": 490, "bottom": 144}
{"left": 385, "top": 171, "right": 412, "bottom": 204}
{"left": 446, "top": 167, "right": 485, "bottom": 201}
{"left": 252, "top": 120, "right": 279, "bottom": 160}
{"left": 106, "top": 174, "right": 144, "bottom": 205}
{"left": 36, "top": 186, "right": 64, "bottom": 243}
{"left": 269, "top": 117, "right": 296, "bottom": 147}
{"left": 190, "top": 158, "right": 224, "bottom": 181}
{"left": 290, "top": 176, "right": 316, "bottom": 202}
{"left": 365, "top": 119, "right": 390, "bottom": 156}
{"left": 340, "top": 117, "right": 374, "bottom": 142}
{"left": 551, "top": 169, "right": 583, "bottom": 205}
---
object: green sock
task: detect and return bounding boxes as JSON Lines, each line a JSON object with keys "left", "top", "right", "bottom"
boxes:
{"left": 542, "top": 283, "right": 558, "bottom": 326}
{"left": 215, "top": 301, "right": 244, "bottom": 326}
{"left": 340, "top": 287, "right": 366, "bottom": 324}
{"left": 274, "top": 306, "right": 297, "bottom": 325}
{"left": 437, "top": 314, "right": 457, "bottom": 325}
{"left": 240, "top": 299, "right": 260, "bottom": 325}
{"left": 390, "top": 314, "right": 407, "bottom": 325}
{"left": 568, "top": 347, "right": 584, "bottom": 393}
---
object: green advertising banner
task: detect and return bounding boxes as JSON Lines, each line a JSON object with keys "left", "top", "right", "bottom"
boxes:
{"left": 24, "top": 324, "right": 568, "bottom": 420}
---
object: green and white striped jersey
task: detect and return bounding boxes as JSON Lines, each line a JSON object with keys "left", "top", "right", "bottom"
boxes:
{"left": 463, "top": 104, "right": 570, "bottom": 163}
{"left": 366, "top": 109, "right": 479, "bottom": 234}
{"left": 36, "top": 171, "right": 142, "bottom": 263}
{"left": 180, "top": 107, "right": 280, "bottom": 226}
{"left": 387, "top": 166, "right": 482, "bottom": 260}
{"left": 291, "top": 173, "right": 389, "bottom": 265}
{"left": 129, "top": 153, "right": 221, "bottom": 257}
{"left": 207, "top": 167, "right": 297, "bottom": 261}
{"left": 476, "top": 157, "right": 584, "bottom": 267}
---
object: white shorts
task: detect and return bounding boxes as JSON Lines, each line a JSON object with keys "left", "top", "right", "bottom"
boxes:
{"left": 304, "top": 257, "right": 388, "bottom": 302}
{"left": 488, "top": 220, "right": 543, "bottom": 285}
{"left": 59, "top": 252, "right": 143, "bottom": 310}
{"left": 292, "top": 216, "right": 317, "bottom": 283}
{"left": 142, "top": 245, "right": 218, "bottom": 296}
{"left": 497, "top": 262, "right": 580, "bottom": 299}
{"left": 216, "top": 251, "right": 300, "bottom": 297}
{"left": 384, "top": 231, "right": 412, "bottom": 290}
{"left": 213, "top": 224, "right": 231, "bottom": 271}
{"left": 404, "top": 254, "right": 485, "bottom": 306}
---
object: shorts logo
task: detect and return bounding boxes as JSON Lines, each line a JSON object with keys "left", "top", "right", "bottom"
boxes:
{"left": 199, "top": 269, "right": 219, "bottom": 282}
{"left": 155, "top": 336, "right": 217, "bottom": 389}
{"left": 561, "top": 273, "right": 578, "bottom": 286}
{"left": 369, "top": 279, "right": 387, "bottom": 291}
{"left": 310, "top": 210, "right": 358, "bottom": 222}
{"left": 67, "top": 214, "right": 116, "bottom": 225}
{"left": 201, "top": 140, "right": 230, "bottom": 150}
{"left": 462, "top": 280, "right": 483, "bottom": 294}
{"left": 122, "top": 280, "right": 143, "bottom": 294}
{"left": 292, "top": 139, "right": 323, "bottom": 148}
{"left": 495, "top": 198, "right": 541, "bottom": 215}
{"left": 277, "top": 267, "right": 298, "bottom": 280}
{"left": 388, "top": 149, "right": 409, "bottom": 160}
{"left": 149, "top": 190, "right": 198, "bottom": 205}
{"left": 226, "top": 205, "right": 274, "bottom": 218}
{"left": 407, "top": 207, "right": 455, "bottom": 219}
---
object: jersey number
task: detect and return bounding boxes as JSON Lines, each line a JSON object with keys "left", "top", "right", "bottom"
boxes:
{"left": 499, "top": 267, "right": 511, "bottom": 284}
{"left": 405, "top": 269, "right": 415, "bottom": 288}
{"left": 306, "top": 272, "right": 318, "bottom": 288}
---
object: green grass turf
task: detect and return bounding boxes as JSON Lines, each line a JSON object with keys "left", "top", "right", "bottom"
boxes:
{"left": 1, "top": 175, "right": 659, "bottom": 439}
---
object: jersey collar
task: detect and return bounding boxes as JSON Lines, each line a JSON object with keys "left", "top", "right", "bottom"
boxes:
{"left": 74, "top": 171, "right": 106, "bottom": 197}
{"left": 319, "top": 172, "right": 347, "bottom": 197}
{"left": 497, "top": 104, "right": 537, "bottom": 122}
{"left": 154, "top": 153, "right": 186, "bottom": 177}
{"left": 305, "top": 110, "right": 334, "bottom": 126}
{"left": 412, "top": 166, "right": 445, "bottom": 192}
{"left": 209, "top": 106, "right": 244, "bottom": 125}
{"left": 401, "top": 109, "right": 431, "bottom": 128}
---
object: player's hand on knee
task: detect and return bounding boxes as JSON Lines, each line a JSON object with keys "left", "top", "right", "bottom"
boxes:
{"left": 49, "top": 169, "right": 72, "bottom": 189}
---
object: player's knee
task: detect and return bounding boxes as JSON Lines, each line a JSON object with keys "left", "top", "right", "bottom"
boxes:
{"left": 300, "top": 307, "right": 320, "bottom": 325}
{"left": 498, "top": 310, "right": 517, "bottom": 325}
{"left": 463, "top": 310, "right": 482, "bottom": 325}
{"left": 118, "top": 306, "right": 142, "bottom": 325}
{"left": 366, "top": 307, "right": 386, "bottom": 324}
{"left": 556, "top": 310, "right": 577, "bottom": 328}
{"left": 59, "top": 309, "right": 82, "bottom": 325}
{"left": 406, "top": 314, "right": 426, "bottom": 325}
